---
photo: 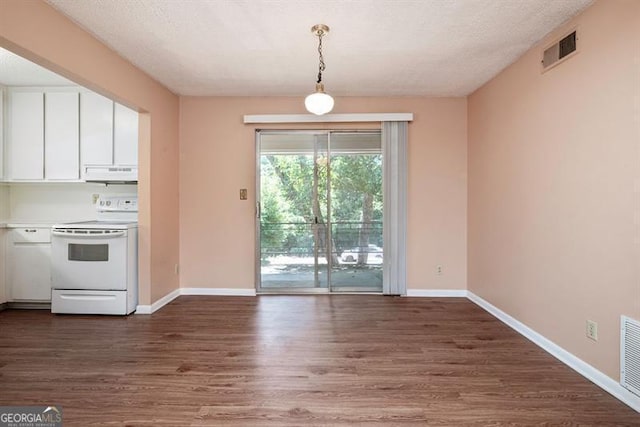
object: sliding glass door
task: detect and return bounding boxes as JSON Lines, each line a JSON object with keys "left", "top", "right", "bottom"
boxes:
{"left": 258, "top": 132, "right": 329, "bottom": 290}
{"left": 328, "top": 133, "right": 383, "bottom": 291}
{"left": 256, "top": 130, "right": 382, "bottom": 293}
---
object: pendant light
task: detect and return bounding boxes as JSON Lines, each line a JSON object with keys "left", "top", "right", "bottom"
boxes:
{"left": 305, "top": 24, "right": 334, "bottom": 115}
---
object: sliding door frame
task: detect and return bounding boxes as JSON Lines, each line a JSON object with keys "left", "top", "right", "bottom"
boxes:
{"left": 255, "top": 129, "right": 383, "bottom": 295}
{"left": 255, "top": 129, "right": 330, "bottom": 294}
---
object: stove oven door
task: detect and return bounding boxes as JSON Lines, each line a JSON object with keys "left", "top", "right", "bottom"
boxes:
{"left": 51, "top": 229, "right": 128, "bottom": 291}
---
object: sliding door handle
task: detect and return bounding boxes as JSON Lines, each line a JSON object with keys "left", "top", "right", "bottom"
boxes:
{"left": 256, "top": 202, "right": 261, "bottom": 218}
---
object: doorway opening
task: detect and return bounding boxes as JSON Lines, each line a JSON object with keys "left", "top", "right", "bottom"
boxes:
{"left": 256, "top": 130, "right": 383, "bottom": 293}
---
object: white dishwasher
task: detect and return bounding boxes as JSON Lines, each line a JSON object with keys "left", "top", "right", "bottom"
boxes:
{"left": 51, "top": 195, "right": 138, "bottom": 315}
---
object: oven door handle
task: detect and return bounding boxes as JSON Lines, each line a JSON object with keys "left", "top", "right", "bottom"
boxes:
{"left": 52, "top": 230, "right": 127, "bottom": 238}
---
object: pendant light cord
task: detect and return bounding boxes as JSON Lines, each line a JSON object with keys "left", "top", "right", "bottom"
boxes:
{"left": 317, "top": 31, "right": 326, "bottom": 84}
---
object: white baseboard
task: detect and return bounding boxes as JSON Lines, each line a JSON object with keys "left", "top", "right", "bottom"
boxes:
{"left": 406, "top": 289, "right": 468, "bottom": 297}
{"left": 135, "top": 305, "right": 152, "bottom": 314}
{"left": 467, "top": 291, "right": 640, "bottom": 413}
{"left": 135, "top": 288, "right": 181, "bottom": 315}
{"left": 136, "top": 287, "right": 255, "bottom": 314}
{"left": 180, "top": 287, "right": 257, "bottom": 296}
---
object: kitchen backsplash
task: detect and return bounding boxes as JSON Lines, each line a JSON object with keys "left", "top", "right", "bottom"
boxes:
{"left": 6, "top": 183, "right": 137, "bottom": 222}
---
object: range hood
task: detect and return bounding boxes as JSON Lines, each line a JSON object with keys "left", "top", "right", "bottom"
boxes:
{"left": 83, "top": 165, "right": 138, "bottom": 184}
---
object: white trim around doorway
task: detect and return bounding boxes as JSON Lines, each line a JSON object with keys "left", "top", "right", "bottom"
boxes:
{"left": 244, "top": 113, "right": 413, "bottom": 124}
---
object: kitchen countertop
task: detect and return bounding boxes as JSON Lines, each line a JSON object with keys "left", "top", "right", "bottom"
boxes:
{"left": 4, "top": 221, "right": 70, "bottom": 228}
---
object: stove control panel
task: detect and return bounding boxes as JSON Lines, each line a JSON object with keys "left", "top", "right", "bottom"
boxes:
{"left": 97, "top": 195, "right": 138, "bottom": 212}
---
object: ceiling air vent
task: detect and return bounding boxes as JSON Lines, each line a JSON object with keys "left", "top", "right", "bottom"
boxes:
{"left": 542, "top": 30, "right": 577, "bottom": 71}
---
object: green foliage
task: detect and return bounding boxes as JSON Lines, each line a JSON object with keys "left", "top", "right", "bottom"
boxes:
{"left": 260, "top": 158, "right": 296, "bottom": 252}
{"left": 331, "top": 154, "right": 383, "bottom": 222}
{"left": 260, "top": 151, "right": 382, "bottom": 258}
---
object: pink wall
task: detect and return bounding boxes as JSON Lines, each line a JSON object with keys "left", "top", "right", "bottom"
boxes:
{"left": 179, "top": 97, "right": 467, "bottom": 291}
{"left": 0, "top": 0, "right": 180, "bottom": 304}
{"left": 468, "top": 0, "right": 640, "bottom": 380}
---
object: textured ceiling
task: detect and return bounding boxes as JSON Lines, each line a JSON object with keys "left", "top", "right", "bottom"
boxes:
{"left": 0, "top": 48, "right": 74, "bottom": 86}
{"left": 43, "top": 0, "right": 593, "bottom": 96}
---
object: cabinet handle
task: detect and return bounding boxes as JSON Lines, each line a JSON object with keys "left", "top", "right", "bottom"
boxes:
{"left": 25, "top": 229, "right": 37, "bottom": 233}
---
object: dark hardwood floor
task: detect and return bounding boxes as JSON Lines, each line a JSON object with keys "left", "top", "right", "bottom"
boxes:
{"left": 0, "top": 295, "right": 637, "bottom": 426}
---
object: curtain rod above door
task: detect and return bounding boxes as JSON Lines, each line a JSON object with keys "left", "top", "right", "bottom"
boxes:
{"left": 243, "top": 113, "right": 413, "bottom": 124}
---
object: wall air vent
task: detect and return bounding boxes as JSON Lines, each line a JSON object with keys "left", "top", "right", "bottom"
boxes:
{"left": 621, "top": 315, "right": 640, "bottom": 397}
{"left": 542, "top": 30, "right": 577, "bottom": 71}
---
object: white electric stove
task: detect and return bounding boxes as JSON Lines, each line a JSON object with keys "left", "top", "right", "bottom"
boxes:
{"left": 51, "top": 195, "right": 138, "bottom": 315}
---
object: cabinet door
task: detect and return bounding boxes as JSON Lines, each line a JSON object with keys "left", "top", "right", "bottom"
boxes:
{"left": 9, "top": 91, "right": 44, "bottom": 180}
{"left": 0, "top": 90, "right": 4, "bottom": 180}
{"left": 9, "top": 231, "right": 52, "bottom": 301}
{"left": 80, "top": 91, "right": 113, "bottom": 169}
{"left": 114, "top": 103, "right": 138, "bottom": 165}
{"left": 0, "top": 229, "right": 7, "bottom": 304}
{"left": 45, "top": 92, "right": 80, "bottom": 179}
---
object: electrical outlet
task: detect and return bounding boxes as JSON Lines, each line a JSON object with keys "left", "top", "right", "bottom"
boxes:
{"left": 586, "top": 320, "right": 598, "bottom": 341}
{"left": 174, "top": 264, "right": 179, "bottom": 275}
{"left": 239, "top": 189, "right": 248, "bottom": 200}
{"left": 436, "top": 265, "right": 443, "bottom": 275}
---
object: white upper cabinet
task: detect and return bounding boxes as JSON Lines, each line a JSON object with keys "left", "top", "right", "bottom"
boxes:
{"left": 8, "top": 91, "right": 44, "bottom": 180}
{"left": 80, "top": 92, "right": 138, "bottom": 180}
{"left": 80, "top": 91, "right": 114, "bottom": 167}
{"left": 45, "top": 92, "right": 80, "bottom": 180}
{"left": 114, "top": 103, "right": 138, "bottom": 165}
{"left": 3, "top": 88, "right": 137, "bottom": 182}
{"left": 7, "top": 89, "right": 80, "bottom": 181}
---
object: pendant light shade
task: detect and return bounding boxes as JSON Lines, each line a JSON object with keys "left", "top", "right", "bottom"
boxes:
{"left": 305, "top": 24, "right": 334, "bottom": 115}
{"left": 305, "top": 83, "right": 334, "bottom": 116}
